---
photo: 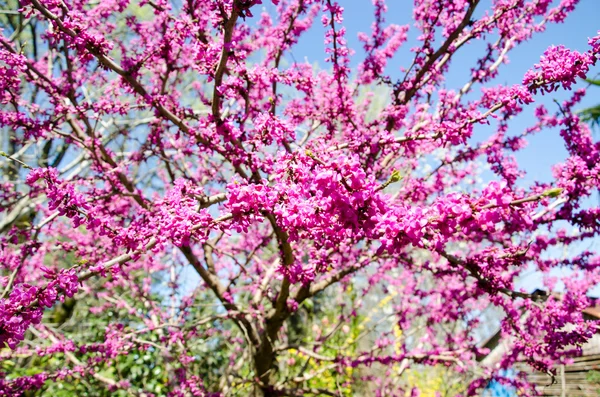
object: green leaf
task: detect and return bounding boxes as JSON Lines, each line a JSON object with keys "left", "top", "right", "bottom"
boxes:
{"left": 584, "top": 78, "right": 600, "bottom": 87}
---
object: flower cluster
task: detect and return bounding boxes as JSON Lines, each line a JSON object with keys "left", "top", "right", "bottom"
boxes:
{"left": 524, "top": 45, "right": 597, "bottom": 94}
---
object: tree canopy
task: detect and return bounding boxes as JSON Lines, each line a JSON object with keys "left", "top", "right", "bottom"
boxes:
{"left": 1, "top": 0, "right": 600, "bottom": 396}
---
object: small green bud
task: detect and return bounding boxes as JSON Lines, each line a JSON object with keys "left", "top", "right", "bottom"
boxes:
{"left": 390, "top": 169, "right": 402, "bottom": 183}
{"left": 376, "top": 169, "right": 404, "bottom": 192}
{"left": 0, "top": 151, "right": 32, "bottom": 169}
{"left": 303, "top": 298, "right": 314, "bottom": 311}
{"left": 305, "top": 150, "right": 314, "bottom": 158}
{"left": 541, "top": 187, "right": 563, "bottom": 198}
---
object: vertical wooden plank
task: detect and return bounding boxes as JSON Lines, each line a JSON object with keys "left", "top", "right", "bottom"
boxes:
{"left": 561, "top": 364, "right": 566, "bottom": 397}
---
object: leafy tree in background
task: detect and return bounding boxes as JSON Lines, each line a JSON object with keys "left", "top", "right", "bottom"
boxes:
{"left": 1, "top": 0, "right": 600, "bottom": 396}
{"left": 579, "top": 78, "right": 600, "bottom": 130}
